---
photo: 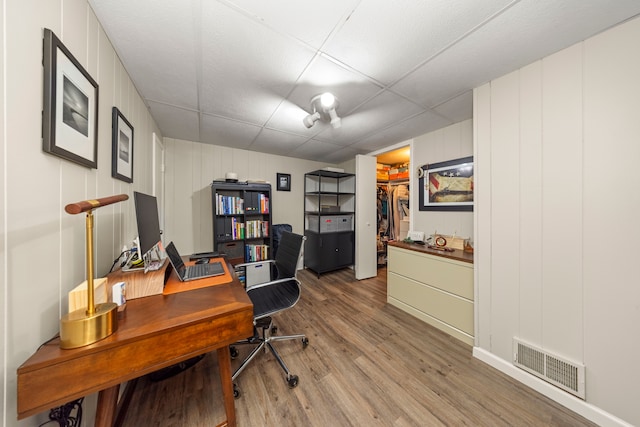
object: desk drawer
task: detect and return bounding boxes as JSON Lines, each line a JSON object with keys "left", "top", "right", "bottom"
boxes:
{"left": 388, "top": 272, "right": 473, "bottom": 335}
{"left": 388, "top": 246, "right": 473, "bottom": 299}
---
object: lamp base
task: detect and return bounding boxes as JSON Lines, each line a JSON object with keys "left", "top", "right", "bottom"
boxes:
{"left": 59, "top": 302, "right": 119, "bottom": 349}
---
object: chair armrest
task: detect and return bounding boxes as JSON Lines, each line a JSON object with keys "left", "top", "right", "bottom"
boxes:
{"left": 246, "top": 277, "right": 301, "bottom": 291}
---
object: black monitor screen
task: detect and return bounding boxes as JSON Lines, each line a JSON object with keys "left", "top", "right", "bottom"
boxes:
{"left": 133, "top": 191, "right": 162, "bottom": 257}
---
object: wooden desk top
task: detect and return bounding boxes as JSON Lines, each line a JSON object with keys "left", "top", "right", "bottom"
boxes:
{"left": 17, "top": 268, "right": 253, "bottom": 420}
{"left": 388, "top": 240, "right": 474, "bottom": 264}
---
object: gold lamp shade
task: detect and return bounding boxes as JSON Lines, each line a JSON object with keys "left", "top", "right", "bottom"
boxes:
{"left": 59, "top": 194, "right": 128, "bottom": 349}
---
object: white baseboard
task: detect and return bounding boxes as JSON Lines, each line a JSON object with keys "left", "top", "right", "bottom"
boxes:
{"left": 472, "top": 347, "right": 633, "bottom": 427}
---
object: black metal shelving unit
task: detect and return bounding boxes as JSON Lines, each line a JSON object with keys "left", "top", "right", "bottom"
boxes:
{"left": 303, "top": 170, "right": 355, "bottom": 276}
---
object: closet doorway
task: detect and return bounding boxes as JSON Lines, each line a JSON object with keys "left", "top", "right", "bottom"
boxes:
{"left": 375, "top": 145, "right": 410, "bottom": 266}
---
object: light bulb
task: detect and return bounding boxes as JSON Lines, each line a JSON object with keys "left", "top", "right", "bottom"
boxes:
{"left": 328, "top": 108, "right": 341, "bottom": 129}
{"left": 320, "top": 92, "right": 336, "bottom": 108}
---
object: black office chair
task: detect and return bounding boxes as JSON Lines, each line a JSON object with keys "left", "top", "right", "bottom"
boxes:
{"left": 231, "top": 231, "right": 308, "bottom": 397}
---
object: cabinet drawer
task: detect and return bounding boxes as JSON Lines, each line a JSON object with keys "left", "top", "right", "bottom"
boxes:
{"left": 388, "top": 246, "right": 473, "bottom": 300}
{"left": 388, "top": 272, "right": 473, "bottom": 335}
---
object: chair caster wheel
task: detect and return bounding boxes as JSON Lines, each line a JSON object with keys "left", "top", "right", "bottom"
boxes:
{"left": 233, "top": 383, "right": 241, "bottom": 398}
{"left": 287, "top": 375, "right": 299, "bottom": 388}
{"left": 271, "top": 325, "right": 278, "bottom": 334}
{"left": 230, "top": 346, "right": 239, "bottom": 359}
{"left": 302, "top": 337, "right": 309, "bottom": 347}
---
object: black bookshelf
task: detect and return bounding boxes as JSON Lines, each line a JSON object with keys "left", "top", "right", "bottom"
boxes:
{"left": 211, "top": 181, "right": 272, "bottom": 265}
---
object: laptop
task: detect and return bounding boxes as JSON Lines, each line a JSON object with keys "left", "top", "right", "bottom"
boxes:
{"left": 165, "top": 241, "right": 225, "bottom": 282}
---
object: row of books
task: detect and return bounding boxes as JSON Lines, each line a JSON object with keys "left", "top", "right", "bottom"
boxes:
{"left": 216, "top": 193, "right": 270, "bottom": 215}
{"left": 245, "top": 220, "right": 269, "bottom": 238}
{"left": 246, "top": 244, "right": 269, "bottom": 262}
{"left": 228, "top": 219, "right": 269, "bottom": 239}
{"left": 216, "top": 195, "right": 244, "bottom": 215}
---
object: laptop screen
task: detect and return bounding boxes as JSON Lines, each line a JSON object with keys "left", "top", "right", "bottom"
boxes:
{"left": 165, "top": 242, "right": 186, "bottom": 272}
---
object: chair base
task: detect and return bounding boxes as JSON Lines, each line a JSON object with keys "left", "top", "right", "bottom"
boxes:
{"left": 230, "top": 316, "right": 308, "bottom": 397}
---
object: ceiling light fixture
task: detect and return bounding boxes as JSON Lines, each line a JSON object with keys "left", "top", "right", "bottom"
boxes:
{"left": 303, "top": 92, "right": 341, "bottom": 129}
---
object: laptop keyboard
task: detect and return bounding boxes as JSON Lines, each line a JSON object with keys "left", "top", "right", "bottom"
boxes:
{"left": 187, "top": 262, "right": 223, "bottom": 278}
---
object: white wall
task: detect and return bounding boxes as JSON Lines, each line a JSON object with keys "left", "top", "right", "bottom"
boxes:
{"left": 162, "top": 138, "right": 331, "bottom": 253}
{"left": 2, "top": 1, "right": 162, "bottom": 424}
{"left": 474, "top": 17, "right": 640, "bottom": 427}
{"left": 411, "top": 120, "right": 474, "bottom": 240}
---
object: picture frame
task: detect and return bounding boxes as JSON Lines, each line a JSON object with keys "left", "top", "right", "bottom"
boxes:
{"left": 277, "top": 173, "right": 291, "bottom": 191}
{"left": 42, "top": 28, "right": 99, "bottom": 168}
{"left": 419, "top": 156, "right": 473, "bottom": 211}
{"left": 111, "top": 107, "right": 134, "bottom": 183}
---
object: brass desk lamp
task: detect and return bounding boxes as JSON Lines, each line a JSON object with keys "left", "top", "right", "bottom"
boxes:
{"left": 59, "top": 194, "right": 128, "bottom": 349}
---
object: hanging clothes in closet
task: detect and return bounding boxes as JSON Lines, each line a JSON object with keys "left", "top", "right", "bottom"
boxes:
{"left": 377, "top": 184, "right": 389, "bottom": 238}
{"left": 388, "top": 182, "right": 409, "bottom": 240}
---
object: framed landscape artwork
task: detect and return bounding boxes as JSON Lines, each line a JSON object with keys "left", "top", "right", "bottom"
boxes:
{"left": 42, "top": 28, "right": 99, "bottom": 168}
{"left": 111, "top": 107, "right": 134, "bottom": 183}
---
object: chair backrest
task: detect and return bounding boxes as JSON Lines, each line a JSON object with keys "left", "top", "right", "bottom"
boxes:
{"left": 274, "top": 231, "right": 304, "bottom": 279}
{"left": 271, "top": 224, "right": 292, "bottom": 258}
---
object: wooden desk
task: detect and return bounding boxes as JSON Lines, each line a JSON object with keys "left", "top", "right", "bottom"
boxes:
{"left": 17, "top": 263, "right": 253, "bottom": 427}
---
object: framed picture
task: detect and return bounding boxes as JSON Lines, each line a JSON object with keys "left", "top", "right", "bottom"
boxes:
{"left": 111, "top": 107, "right": 134, "bottom": 183}
{"left": 277, "top": 173, "right": 291, "bottom": 191}
{"left": 419, "top": 156, "right": 473, "bottom": 211}
{"left": 42, "top": 28, "right": 99, "bottom": 168}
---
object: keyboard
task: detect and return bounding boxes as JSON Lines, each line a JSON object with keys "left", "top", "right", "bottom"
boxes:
{"left": 186, "top": 262, "right": 224, "bottom": 278}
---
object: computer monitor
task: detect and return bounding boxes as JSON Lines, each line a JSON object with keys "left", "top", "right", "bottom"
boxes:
{"left": 133, "top": 191, "right": 163, "bottom": 271}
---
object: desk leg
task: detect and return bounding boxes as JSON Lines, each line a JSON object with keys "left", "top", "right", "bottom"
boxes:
{"left": 95, "top": 384, "right": 120, "bottom": 427}
{"left": 217, "top": 346, "right": 236, "bottom": 427}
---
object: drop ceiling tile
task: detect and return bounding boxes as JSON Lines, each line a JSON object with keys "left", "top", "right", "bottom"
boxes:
{"left": 250, "top": 128, "right": 310, "bottom": 157}
{"left": 432, "top": 91, "right": 473, "bottom": 123}
{"left": 393, "top": 0, "right": 640, "bottom": 108}
{"left": 290, "top": 139, "right": 345, "bottom": 161}
{"left": 147, "top": 101, "right": 200, "bottom": 142}
{"left": 198, "top": 2, "right": 316, "bottom": 123}
{"left": 90, "top": 0, "right": 199, "bottom": 109}
{"left": 222, "top": 0, "right": 361, "bottom": 49}
{"left": 319, "top": 145, "right": 364, "bottom": 164}
{"left": 353, "top": 110, "right": 452, "bottom": 154}
{"left": 200, "top": 114, "right": 262, "bottom": 149}
{"left": 322, "top": 0, "right": 515, "bottom": 85}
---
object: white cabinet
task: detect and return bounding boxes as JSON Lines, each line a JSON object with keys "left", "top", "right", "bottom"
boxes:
{"left": 387, "top": 243, "right": 474, "bottom": 346}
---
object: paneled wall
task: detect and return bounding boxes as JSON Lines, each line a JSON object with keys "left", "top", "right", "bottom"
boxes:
{"left": 474, "top": 17, "right": 640, "bottom": 426}
{"left": 2, "top": 1, "right": 162, "bottom": 424}
{"left": 162, "top": 138, "right": 329, "bottom": 254}
{"left": 411, "top": 120, "right": 473, "bottom": 240}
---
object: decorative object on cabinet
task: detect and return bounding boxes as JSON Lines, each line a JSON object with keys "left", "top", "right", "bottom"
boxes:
{"left": 304, "top": 170, "right": 355, "bottom": 276}
{"left": 277, "top": 173, "right": 291, "bottom": 191}
{"left": 212, "top": 181, "right": 272, "bottom": 265}
{"left": 111, "top": 107, "right": 134, "bottom": 183}
{"left": 42, "top": 28, "right": 99, "bottom": 169}
{"left": 60, "top": 194, "right": 129, "bottom": 348}
{"left": 419, "top": 156, "right": 473, "bottom": 211}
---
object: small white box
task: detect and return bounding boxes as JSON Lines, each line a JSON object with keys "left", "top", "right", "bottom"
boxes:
{"left": 112, "top": 281, "right": 126, "bottom": 306}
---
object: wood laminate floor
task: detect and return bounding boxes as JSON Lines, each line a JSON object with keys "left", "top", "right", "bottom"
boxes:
{"left": 120, "top": 267, "right": 597, "bottom": 427}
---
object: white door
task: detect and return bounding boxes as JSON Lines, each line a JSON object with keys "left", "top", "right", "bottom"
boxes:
{"left": 355, "top": 154, "right": 377, "bottom": 279}
{"left": 152, "top": 132, "right": 165, "bottom": 242}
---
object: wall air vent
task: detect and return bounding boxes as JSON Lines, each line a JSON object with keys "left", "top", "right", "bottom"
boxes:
{"left": 513, "top": 338, "right": 585, "bottom": 399}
